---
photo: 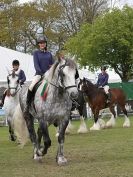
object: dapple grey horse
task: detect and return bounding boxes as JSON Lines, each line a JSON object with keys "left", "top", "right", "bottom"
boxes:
{"left": 13, "top": 58, "right": 78, "bottom": 165}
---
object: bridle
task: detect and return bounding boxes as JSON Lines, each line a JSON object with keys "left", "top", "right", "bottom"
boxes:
{"left": 7, "top": 73, "right": 20, "bottom": 97}
{"left": 57, "top": 60, "right": 77, "bottom": 91}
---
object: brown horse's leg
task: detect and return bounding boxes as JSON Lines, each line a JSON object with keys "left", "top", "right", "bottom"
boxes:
{"left": 106, "top": 106, "right": 116, "bottom": 128}
{"left": 120, "top": 104, "right": 127, "bottom": 116}
{"left": 118, "top": 104, "right": 130, "bottom": 128}
{"left": 90, "top": 109, "right": 101, "bottom": 130}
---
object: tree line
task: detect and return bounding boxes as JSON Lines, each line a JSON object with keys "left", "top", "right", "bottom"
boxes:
{"left": 1, "top": 0, "right": 133, "bottom": 81}
{"left": 0, "top": 0, "right": 108, "bottom": 53}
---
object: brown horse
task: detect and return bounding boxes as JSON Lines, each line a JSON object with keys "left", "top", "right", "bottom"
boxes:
{"left": 79, "top": 78, "right": 130, "bottom": 130}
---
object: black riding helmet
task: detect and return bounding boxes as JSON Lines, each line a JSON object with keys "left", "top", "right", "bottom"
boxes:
{"left": 101, "top": 66, "right": 106, "bottom": 71}
{"left": 12, "top": 59, "right": 20, "bottom": 66}
{"left": 37, "top": 36, "right": 47, "bottom": 50}
{"left": 37, "top": 36, "right": 47, "bottom": 44}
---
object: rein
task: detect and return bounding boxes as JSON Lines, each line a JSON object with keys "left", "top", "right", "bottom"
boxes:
{"left": 47, "top": 80, "right": 79, "bottom": 105}
{"left": 48, "top": 81, "right": 77, "bottom": 90}
{"left": 58, "top": 60, "right": 77, "bottom": 90}
{"left": 45, "top": 60, "right": 77, "bottom": 91}
{"left": 7, "top": 86, "right": 20, "bottom": 97}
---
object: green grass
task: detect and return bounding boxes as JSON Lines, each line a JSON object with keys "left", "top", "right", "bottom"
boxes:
{"left": 0, "top": 117, "right": 133, "bottom": 177}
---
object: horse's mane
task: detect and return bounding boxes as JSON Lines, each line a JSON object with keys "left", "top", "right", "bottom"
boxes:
{"left": 85, "top": 78, "right": 97, "bottom": 89}
{"left": 44, "top": 58, "right": 77, "bottom": 82}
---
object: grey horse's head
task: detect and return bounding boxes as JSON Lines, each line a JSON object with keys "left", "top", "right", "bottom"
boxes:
{"left": 46, "top": 58, "right": 79, "bottom": 99}
{"left": 7, "top": 70, "right": 19, "bottom": 96}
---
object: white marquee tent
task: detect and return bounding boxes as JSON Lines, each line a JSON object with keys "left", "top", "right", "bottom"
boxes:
{"left": 0, "top": 46, "right": 121, "bottom": 83}
{"left": 0, "top": 46, "right": 35, "bottom": 81}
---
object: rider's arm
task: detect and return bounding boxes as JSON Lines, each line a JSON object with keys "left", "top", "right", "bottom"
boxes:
{"left": 49, "top": 53, "right": 54, "bottom": 68}
{"left": 33, "top": 51, "right": 43, "bottom": 75}
{"left": 19, "top": 70, "right": 26, "bottom": 85}
{"left": 96, "top": 74, "right": 100, "bottom": 87}
{"left": 102, "top": 73, "right": 109, "bottom": 87}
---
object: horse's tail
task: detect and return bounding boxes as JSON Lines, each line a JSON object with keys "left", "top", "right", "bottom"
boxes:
{"left": 13, "top": 104, "right": 29, "bottom": 147}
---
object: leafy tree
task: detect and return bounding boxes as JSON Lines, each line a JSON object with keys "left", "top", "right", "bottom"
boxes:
{"left": 0, "top": 0, "right": 63, "bottom": 52}
{"left": 0, "top": 0, "right": 19, "bottom": 49}
{"left": 0, "top": 0, "right": 111, "bottom": 53}
{"left": 65, "top": 6, "right": 133, "bottom": 81}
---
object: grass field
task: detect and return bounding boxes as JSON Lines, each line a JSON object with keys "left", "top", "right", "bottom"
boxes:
{"left": 0, "top": 117, "right": 133, "bottom": 177}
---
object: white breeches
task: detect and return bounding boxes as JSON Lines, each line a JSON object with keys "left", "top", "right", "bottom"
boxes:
{"left": 103, "top": 85, "right": 109, "bottom": 94}
{"left": 29, "top": 75, "right": 41, "bottom": 91}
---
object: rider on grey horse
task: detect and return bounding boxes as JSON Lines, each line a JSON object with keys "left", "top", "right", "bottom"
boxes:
{"left": 25, "top": 35, "right": 54, "bottom": 113}
{"left": 96, "top": 66, "right": 111, "bottom": 103}
{"left": 25, "top": 37, "right": 79, "bottom": 114}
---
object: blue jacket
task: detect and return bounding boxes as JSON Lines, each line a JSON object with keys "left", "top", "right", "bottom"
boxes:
{"left": 18, "top": 70, "right": 26, "bottom": 85}
{"left": 33, "top": 50, "right": 54, "bottom": 75}
{"left": 96, "top": 72, "right": 109, "bottom": 87}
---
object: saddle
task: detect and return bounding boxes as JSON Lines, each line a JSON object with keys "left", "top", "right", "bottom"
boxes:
{"left": 98, "top": 87, "right": 111, "bottom": 104}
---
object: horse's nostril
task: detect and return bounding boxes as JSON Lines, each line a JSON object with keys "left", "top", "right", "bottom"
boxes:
{"left": 70, "top": 91, "right": 78, "bottom": 99}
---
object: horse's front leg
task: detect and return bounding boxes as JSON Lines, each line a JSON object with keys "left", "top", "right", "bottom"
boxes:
{"left": 106, "top": 106, "right": 116, "bottom": 128}
{"left": 90, "top": 109, "right": 101, "bottom": 130}
{"left": 37, "top": 118, "right": 51, "bottom": 156}
{"left": 8, "top": 119, "right": 16, "bottom": 141}
{"left": 24, "top": 113, "right": 41, "bottom": 160}
{"left": 37, "top": 127, "right": 42, "bottom": 146}
{"left": 56, "top": 118, "right": 69, "bottom": 166}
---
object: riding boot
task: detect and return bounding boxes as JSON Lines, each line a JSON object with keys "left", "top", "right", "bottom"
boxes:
{"left": 24, "top": 89, "right": 33, "bottom": 113}
{"left": 0, "top": 90, "right": 7, "bottom": 107}
{"left": 106, "top": 92, "right": 111, "bottom": 103}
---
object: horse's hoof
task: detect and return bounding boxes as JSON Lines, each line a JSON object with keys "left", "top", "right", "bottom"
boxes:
{"left": 34, "top": 154, "right": 43, "bottom": 162}
{"left": 105, "top": 123, "right": 115, "bottom": 128}
{"left": 9, "top": 135, "right": 16, "bottom": 141}
{"left": 105, "top": 124, "right": 112, "bottom": 128}
{"left": 57, "top": 156, "right": 67, "bottom": 166}
{"left": 90, "top": 127, "right": 100, "bottom": 131}
{"left": 36, "top": 148, "right": 43, "bottom": 156}
{"left": 123, "top": 124, "right": 130, "bottom": 128}
{"left": 77, "top": 129, "right": 88, "bottom": 133}
{"left": 99, "top": 119, "right": 106, "bottom": 129}
{"left": 123, "top": 121, "right": 130, "bottom": 128}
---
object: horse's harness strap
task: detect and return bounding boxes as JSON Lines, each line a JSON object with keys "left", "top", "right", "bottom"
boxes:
{"left": 48, "top": 81, "right": 59, "bottom": 88}
{"left": 65, "top": 85, "right": 77, "bottom": 90}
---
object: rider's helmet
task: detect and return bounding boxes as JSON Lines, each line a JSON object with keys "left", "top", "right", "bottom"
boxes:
{"left": 101, "top": 66, "right": 106, "bottom": 71}
{"left": 37, "top": 35, "right": 47, "bottom": 44}
{"left": 37, "top": 35, "right": 47, "bottom": 50}
{"left": 12, "top": 60, "right": 20, "bottom": 66}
